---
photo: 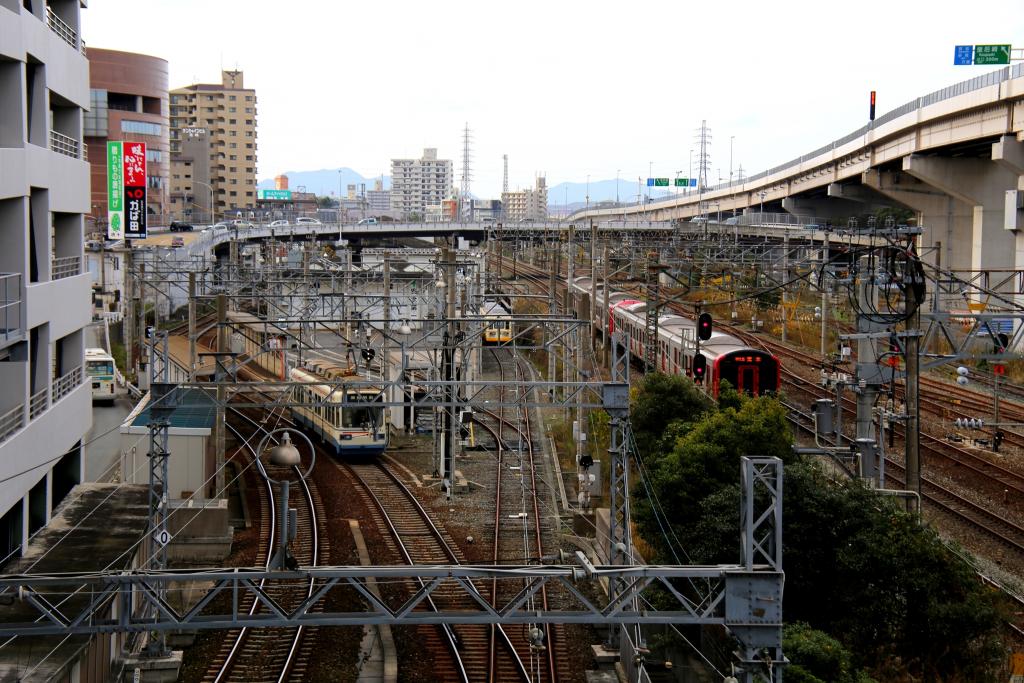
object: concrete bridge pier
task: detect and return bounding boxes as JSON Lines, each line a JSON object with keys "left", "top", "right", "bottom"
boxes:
{"left": 902, "top": 151, "right": 1021, "bottom": 278}
{"left": 861, "top": 168, "right": 974, "bottom": 273}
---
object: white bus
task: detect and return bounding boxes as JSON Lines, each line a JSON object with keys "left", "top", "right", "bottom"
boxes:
{"left": 85, "top": 348, "right": 116, "bottom": 404}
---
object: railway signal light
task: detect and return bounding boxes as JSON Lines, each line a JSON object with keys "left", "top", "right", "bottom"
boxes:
{"left": 869, "top": 90, "right": 876, "bottom": 121}
{"left": 954, "top": 417, "right": 984, "bottom": 430}
{"left": 956, "top": 366, "right": 969, "bottom": 385}
{"left": 697, "top": 312, "right": 713, "bottom": 341}
{"left": 692, "top": 353, "right": 707, "bottom": 383}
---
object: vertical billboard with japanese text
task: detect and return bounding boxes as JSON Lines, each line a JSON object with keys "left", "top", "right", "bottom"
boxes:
{"left": 123, "top": 141, "right": 147, "bottom": 239}
{"left": 106, "top": 141, "right": 123, "bottom": 240}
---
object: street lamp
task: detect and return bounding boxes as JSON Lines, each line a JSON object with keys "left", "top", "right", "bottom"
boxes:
{"left": 687, "top": 150, "right": 693, "bottom": 196}
{"left": 255, "top": 428, "right": 316, "bottom": 570}
{"left": 729, "top": 136, "right": 735, "bottom": 186}
{"left": 759, "top": 190, "right": 767, "bottom": 223}
{"left": 193, "top": 180, "right": 215, "bottom": 225}
{"left": 615, "top": 169, "right": 620, "bottom": 205}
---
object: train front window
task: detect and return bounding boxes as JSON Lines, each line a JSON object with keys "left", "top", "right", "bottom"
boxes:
{"left": 343, "top": 401, "right": 383, "bottom": 429}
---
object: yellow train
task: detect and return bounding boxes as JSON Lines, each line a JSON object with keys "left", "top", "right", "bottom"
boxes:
{"left": 481, "top": 300, "right": 512, "bottom": 345}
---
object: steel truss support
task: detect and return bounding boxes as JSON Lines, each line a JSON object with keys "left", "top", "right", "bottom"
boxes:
{"left": 145, "top": 335, "right": 176, "bottom": 656}
{"left": 734, "top": 456, "right": 786, "bottom": 682}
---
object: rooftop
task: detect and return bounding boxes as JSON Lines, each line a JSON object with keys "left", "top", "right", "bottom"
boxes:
{"left": 0, "top": 484, "right": 149, "bottom": 681}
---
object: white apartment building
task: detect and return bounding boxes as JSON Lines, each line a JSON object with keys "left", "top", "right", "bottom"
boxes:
{"left": 502, "top": 176, "right": 548, "bottom": 222}
{"left": 0, "top": 0, "right": 92, "bottom": 561}
{"left": 390, "top": 148, "right": 453, "bottom": 220}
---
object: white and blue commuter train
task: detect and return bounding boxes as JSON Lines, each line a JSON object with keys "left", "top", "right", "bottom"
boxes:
{"left": 289, "top": 361, "right": 389, "bottom": 457}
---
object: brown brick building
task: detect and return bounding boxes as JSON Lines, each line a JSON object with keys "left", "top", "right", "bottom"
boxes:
{"left": 84, "top": 48, "right": 170, "bottom": 228}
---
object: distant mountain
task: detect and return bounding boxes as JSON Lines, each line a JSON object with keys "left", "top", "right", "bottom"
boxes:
{"left": 546, "top": 178, "right": 668, "bottom": 207}
{"left": 257, "top": 167, "right": 390, "bottom": 196}
{"left": 548, "top": 176, "right": 684, "bottom": 208}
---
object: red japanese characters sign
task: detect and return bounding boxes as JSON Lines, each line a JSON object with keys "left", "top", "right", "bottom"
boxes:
{"left": 122, "top": 142, "right": 147, "bottom": 239}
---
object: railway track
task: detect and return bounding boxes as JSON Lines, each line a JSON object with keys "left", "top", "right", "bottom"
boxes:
{"left": 772, "top": 351, "right": 1024, "bottom": 564}
{"left": 202, "top": 405, "right": 327, "bottom": 683}
{"left": 335, "top": 458, "right": 533, "bottom": 682}
{"left": 474, "top": 347, "right": 564, "bottom": 682}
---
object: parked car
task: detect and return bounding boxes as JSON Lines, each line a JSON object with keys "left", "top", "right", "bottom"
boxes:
{"left": 296, "top": 217, "right": 322, "bottom": 225}
{"left": 356, "top": 217, "right": 378, "bottom": 225}
{"left": 230, "top": 219, "right": 254, "bottom": 229}
{"left": 212, "top": 222, "right": 230, "bottom": 230}
{"left": 269, "top": 220, "right": 289, "bottom": 227}
{"left": 171, "top": 236, "right": 185, "bottom": 248}
{"left": 169, "top": 221, "right": 193, "bottom": 232}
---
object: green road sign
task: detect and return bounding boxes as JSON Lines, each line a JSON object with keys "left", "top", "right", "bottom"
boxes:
{"left": 974, "top": 44, "right": 1011, "bottom": 65}
{"left": 257, "top": 189, "right": 292, "bottom": 201}
{"left": 674, "top": 178, "right": 689, "bottom": 187}
{"left": 654, "top": 178, "right": 669, "bottom": 187}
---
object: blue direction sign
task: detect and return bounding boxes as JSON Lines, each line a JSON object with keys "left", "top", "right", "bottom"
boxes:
{"left": 954, "top": 45, "right": 974, "bottom": 65}
{"left": 689, "top": 178, "right": 697, "bottom": 187}
{"left": 646, "top": 178, "right": 655, "bottom": 187}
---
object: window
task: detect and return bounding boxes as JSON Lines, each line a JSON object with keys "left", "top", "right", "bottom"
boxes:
{"left": 229, "top": 95, "right": 236, "bottom": 101}
{"left": 245, "top": 96, "right": 252, "bottom": 101}
{"left": 229, "top": 107, "right": 236, "bottom": 113}
{"left": 146, "top": 149, "right": 162, "bottom": 163}
{"left": 120, "top": 120, "right": 162, "bottom": 136}
{"left": 245, "top": 119, "right": 253, "bottom": 125}
{"left": 147, "top": 176, "right": 163, "bottom": 189}
{"left": 229, "top": 155, "right": 236, "bottom": 160}
{"left": 229, "top": 143, "right": 237, "bottom": 149}
{"left": 229, "top": 131, "right": 236, "bottom": 137}
{"left": 229, "top": 191, "right": 237, "bottom": 197}
{"left": 229, "top": 119, "right": 236, "bottom": 124}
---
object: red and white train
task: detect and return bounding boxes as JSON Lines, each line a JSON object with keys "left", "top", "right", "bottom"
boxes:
{"left": 570, "top": 277, "right": 781, "bottom": 397}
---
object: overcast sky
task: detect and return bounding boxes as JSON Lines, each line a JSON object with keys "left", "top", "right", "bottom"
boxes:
{"left": 81, "top": 0, "right": 1023, "bottom": 197}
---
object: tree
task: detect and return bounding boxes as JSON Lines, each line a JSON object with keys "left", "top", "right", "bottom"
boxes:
{"left": 316, "top": 195, "right": 336, "bottom": 208}
{"left": 629, "top": 372, "right": 713, "bottom": 457}
{"left": 628, "top": 382, "right": 1009, "bottom": 680}
{"left": 784, "top": 623, "right": 875, "bottom": 683}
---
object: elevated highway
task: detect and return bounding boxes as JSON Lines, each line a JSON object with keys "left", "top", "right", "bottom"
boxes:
{"left": 571, "top": 64, "right": 1024, "bottom": 277}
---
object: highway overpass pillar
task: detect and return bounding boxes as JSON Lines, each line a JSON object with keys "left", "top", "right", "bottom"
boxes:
{"left": 902, "top": 152, "right": 1020, "bottom": 277}
{"left": 862, "top": 168, "right": 974, "bottom": 273}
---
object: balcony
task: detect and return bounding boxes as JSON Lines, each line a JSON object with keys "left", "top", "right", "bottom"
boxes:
{"left": 52, "top": 366, "right": 82, "bottom": 403}
{"left": 0, "top": 404, "right": 24, "bottom": 445}
{"left": 51, "top": 255, "right": 81, "bottom": 280}
{"left": 46, "top": 6, "right": 79, "bottom": 51}
{"left": 49, "top": 130, "right": 80, "bottom": 159}
{"left": 0, "top": 273, "right": 23, "bottom": 348}
{"left": 29, "top": 387, "right": 47, "bottom": 421}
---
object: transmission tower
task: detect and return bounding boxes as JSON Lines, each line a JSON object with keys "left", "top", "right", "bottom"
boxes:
{"left": 502, "top": 154, "right": 508, "bottom": 194}
{"left": 460, "top": 123, "right": 473, "bottom": 219}
{"left": 695, "top": 120, "right": 712, "bottom": 221}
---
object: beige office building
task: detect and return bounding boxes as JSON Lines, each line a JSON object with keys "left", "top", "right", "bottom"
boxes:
{"left": 168, "top": 70, "right": 257, "bottom": 220}
{"left": 502, "top": 176, "right": 547, "bottom": 222}
{"left": 390, "top": 148, "right": 453, "bottom": 220}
